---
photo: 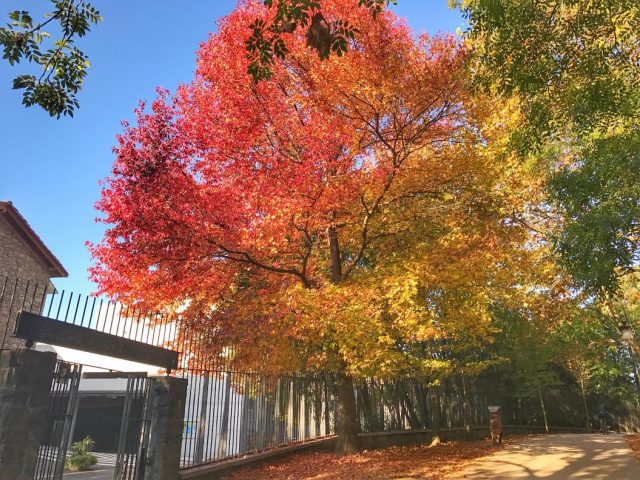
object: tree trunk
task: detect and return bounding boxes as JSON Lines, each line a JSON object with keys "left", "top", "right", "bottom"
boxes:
{"left": 328, "top": 226, "right": 343, "bottom": 283}
{"left": 461, "top": 374, "right": 471, "bottom": 439}
{"left": 631, "top": 353, "right": 640, "bottom": 396}
{"left": 579, "top": 379, "right": 590, "bottom": 430}
{"left": 335, "top": 372, "right": 360, "bottom": 455}
{"left": 538, "top": 384, "right": 549, "bottom": 433}
{"left": 429, "top": 386, "right": 441, "bottom": 446}
{"left": 327, "top": 225, "right": 360, "bottom": 454}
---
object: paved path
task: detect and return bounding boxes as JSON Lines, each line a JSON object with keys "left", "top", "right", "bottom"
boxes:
{"left": 450, "top": 434, "right": 640, "bottom": 479}
{"left": 62, "top": 466, "right": 114, "bottom": 480}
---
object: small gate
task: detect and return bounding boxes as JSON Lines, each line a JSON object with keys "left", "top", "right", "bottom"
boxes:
{"left": 114, "top": 375, "right": 154, "bottom": 480}
{"left": 10, "top": 297, "right": 178, "bottom": 480}
{"left": 11, "top": 308, "right": 178, "bottom": 480}
{"left": 34, "top": 360, "right": 82, "bottom": 480}
{"left": 33, "top": 366, "right": 155, "bottom": 480}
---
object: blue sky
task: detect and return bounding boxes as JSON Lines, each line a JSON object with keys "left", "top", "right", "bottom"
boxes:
{"left": 0, "top": 1, "right": 464, "bottom": 294}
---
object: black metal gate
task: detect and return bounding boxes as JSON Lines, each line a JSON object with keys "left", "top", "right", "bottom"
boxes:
{"left": 34, "top": 360, "right": 82, "bottom": 480}
{"left": 114, "top": 375, "right": 154, "bottom": 480}
{"left": 33, "top": 366, "right": 155, "bottom": 480}
{"left": 5, "top": 281, "right": 177, "bottom": 480}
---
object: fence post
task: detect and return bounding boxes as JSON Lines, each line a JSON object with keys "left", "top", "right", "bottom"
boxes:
{"left": 194, "top": 373, "right": 210, "bottom": 464}
{"left": 302, "top": 379, "right": 310, "bottom": 440}
{"left": 0, "top": 348, "right": 56, "bottom": 480}
{"left": 287, "top": 378, "right": 294, "bottom": 442}
{"left": 143, "top": 376, "right": 188, "bottom": 480}
{"left": 324, "top": 376, "right": 331, "bottom": 435}
{"left": 217, "top": 372, "right": 232, "bottom": 459}
{"left": 313, "top": 378, "right": 322, "bottom": 437}
{"left": 238, "top": 375, "right": 250, "bottom": 454}
{"left": 273, "top": 377, "right": 282, "bottom": 445}
{"left": 260, "top": 378, "right": 267, "bottom": 449}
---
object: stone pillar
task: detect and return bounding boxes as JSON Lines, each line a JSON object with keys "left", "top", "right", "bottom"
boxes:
{"left": 0, "top": 348, "right": 56, "bottom": 480}
{"left": 143, "top": 376, "right": 188, "bottom": 480}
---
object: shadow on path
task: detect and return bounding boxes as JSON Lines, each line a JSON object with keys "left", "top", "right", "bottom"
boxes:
{"left": 62, "top": 465, "right": 114, "bottom": 480}
{"left": 449, "top": 434, "right": 640, "bottom": 479}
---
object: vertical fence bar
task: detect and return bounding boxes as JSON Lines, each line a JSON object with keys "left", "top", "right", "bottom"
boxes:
{"left": 217, "top": 372, "right": 231, "bottom": 459}
{"left": 53, "top": 364, "right": 82, "bottom": 478}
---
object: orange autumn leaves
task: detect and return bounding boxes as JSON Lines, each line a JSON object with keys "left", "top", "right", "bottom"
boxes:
{"left": 90, "top": 0, "right": 561, "bottom": 378}
{"left": 224, "top": 439, "right": 502, "bottom": 479}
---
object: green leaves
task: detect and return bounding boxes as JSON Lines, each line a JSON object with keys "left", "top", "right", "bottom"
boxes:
{"left": 458, "top": 0, "right": 640, "bottom": 296}
{"left": 330, "top": 19, "right": 357, "bottom": 57}
{"left": 1, "top": 0, "right": 102, "bottom": 117}
{"left": 246, "top": 0, "right": 391, "bottom": 82}
{"left": 359, "top": 0, "right": 398, "bottom": 17}
{"left": 551, "top": 132, "right": 640, "bottom": 295}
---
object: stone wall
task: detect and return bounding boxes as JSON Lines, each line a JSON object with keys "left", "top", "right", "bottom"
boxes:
{"left": 0, "top": 349, "right": 57, "bottom": 480}
{"left": 0, "top": 216, "right": 53, "bottom": 349}
{"left": 145, "top": 376, "right": 189, "bottom": 480}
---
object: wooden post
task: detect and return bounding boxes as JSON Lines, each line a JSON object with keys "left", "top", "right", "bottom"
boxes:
{"left": 488, "top": 406, "right": 503, "bottom": 445}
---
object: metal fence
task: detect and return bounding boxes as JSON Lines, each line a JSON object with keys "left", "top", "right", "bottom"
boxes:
{"left": 0, "top": 275, "right": 337, "bottom": 470}
{"left": 34, "top": 360, "right": 82, "bottom": 480}
{"left": 2, "top": 274, "right": 637, "bottom": 474}
{"left": 0, "top": 276, "right": 51, "bottom": 350}
{"left": 355, "top": 376, "right": 496, "bottom": 433}
{"left": 180, "top": 371, "right": 336, "bottom": 467}
{"left": 115, "top": 375, "right": 154, "bottom": 480}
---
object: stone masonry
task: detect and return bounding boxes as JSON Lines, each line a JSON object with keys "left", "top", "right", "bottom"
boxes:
{"left": 0, "top": 202, "right": 67, "bottom": 350}
{"left": 144, "top": 376, "right": 188, "bottom": 480}
{"left": 0, "top": 348, "right": 57, "bottom": 480}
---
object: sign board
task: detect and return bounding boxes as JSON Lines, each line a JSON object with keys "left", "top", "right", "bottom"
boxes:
{"left": 14, "top": 311, "right": 179, "bottom": 370}
{"left": 488, "top": 406, "right": 501, "bottom": 413}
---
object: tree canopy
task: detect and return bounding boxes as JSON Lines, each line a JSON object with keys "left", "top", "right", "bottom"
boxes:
{"left": 90, "top": 0, "right": 570, "bottom": 452}
{"left": 91, "top": 0, "right": 640, "bottom": 450}
{"left": 455, "top": 0, "right": 640, "bottom": 296}
{"left": 248, "top": 0, "right": 640, "bottom": 297}
{"left": 90, "top": 0, "right": 559, "bottom": 376}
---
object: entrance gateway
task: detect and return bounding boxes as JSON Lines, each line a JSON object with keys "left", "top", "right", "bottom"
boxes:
{"left": 13, "top": 311, "right": 180, "bottom": 480}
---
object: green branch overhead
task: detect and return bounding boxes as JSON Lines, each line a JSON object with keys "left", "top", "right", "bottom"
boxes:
{"left": 246, "top": 0, "right": 396, "bottom": 81}
{"left": 1, "top": 0, "right": 102, "bottom": 117}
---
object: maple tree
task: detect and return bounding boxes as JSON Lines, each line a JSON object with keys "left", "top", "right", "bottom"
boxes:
{"left": 91, "top": 0, "right": 554, "bottom": 453}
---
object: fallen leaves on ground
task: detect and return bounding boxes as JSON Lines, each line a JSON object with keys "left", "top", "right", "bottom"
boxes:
{"left": 224, "top": 437, "right": 529, "bottom": 480}
{"left": 625, "top": 434, "right": 640, "bottom": 461}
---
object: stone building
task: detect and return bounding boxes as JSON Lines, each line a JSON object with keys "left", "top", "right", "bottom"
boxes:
{"left": 0, "top": 201, "right": 67, "bottom": 349}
